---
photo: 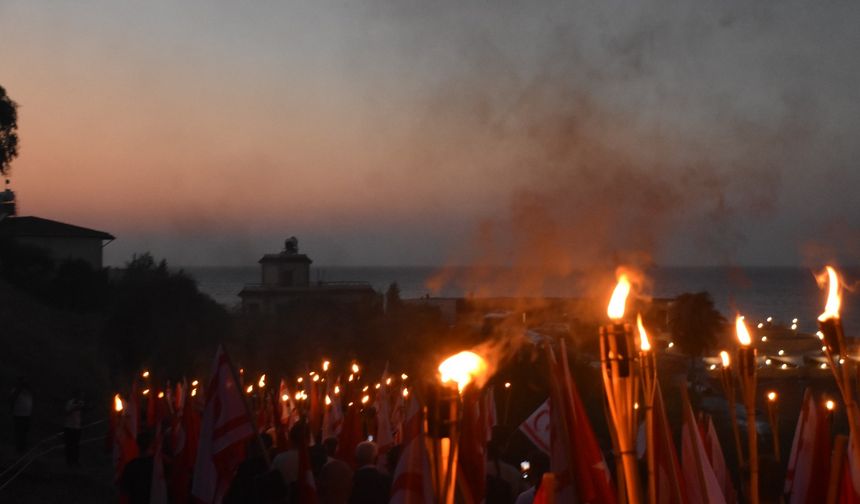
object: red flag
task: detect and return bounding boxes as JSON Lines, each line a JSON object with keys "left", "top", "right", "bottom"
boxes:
{"left": 390, "top": 396, "right": 434, "bottom": 504}
{"left": 323, "top": 382, "right": 344, "bottom": 442}
{"left": 170, "top": 389, "right": 201, "bottom": 504}
{"left": 681, "top": 390, "right": 726, "bottom": 504}
{"left": 785, "top": 389, "right": 831, "bottom": 504}
{"left": 375, "top": 380, "right": 395, "bottom": 455}
{"left": 652, "top": 384, "right": 687, "bottom": 504}
{"left": 191, "top": 345, "right": 256, "bottom": 504}
{"left": 699, "top": 414, "right": 735, "bottom": 504}
{"left": 840, "top": 445, "right": 860, "bottom": 504}
{"left": 457, "top": 388, "right": 486, "bottom": 504}
{"left": 544, "top": 342, "right": 616, "bottom": 504}
{"left": 335, "top": 402, "right": 363, "bottom": 468}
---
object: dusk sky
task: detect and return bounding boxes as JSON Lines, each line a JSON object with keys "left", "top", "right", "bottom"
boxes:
{"left": 3, "top": 1, "right": 859, "bottom": 268}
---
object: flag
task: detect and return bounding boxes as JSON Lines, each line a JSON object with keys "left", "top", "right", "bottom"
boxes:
{"left": 840, "top": 442, "right": 860, "bottom": 504}
{"left": 785, "top": 389, "right": 831, "bottom": 504}
{"left": 700, "top": 414, "right": 735, "bottom": 504}
{"left": 545, "top": 342, "right": 616, "bottom": 504}
{"left": 651, "top": 384, "right": 687, "bottom": 504}
{"left": 375, "top": 381, "right": 395, "bottom": 454}
{"left": 519, "top": 399, "right": 551, "bottom": 454}
{"left": 533, "top": 473, "right": 557, "bottom": 504}
{"left": 390, "top": 396, "right": 434, "bottom": 504}
{"left": 191, "top": 345, "right": 256, "bottom": 504}
{"left": 170, "top": 386, "right": 201, "bottom": 504}
{"left": 680, "top": 389, "right": 727, "bottom": 504}
{"left": 336, "top": 402, "right": 363, "bottom": 468}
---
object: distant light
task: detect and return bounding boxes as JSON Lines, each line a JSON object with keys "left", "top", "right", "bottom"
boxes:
{"left": 826, "top": 400, "right": 836, "bottom": 411}
{"left": 767, "top": 391, "right": 777, "bottom": 402}
{"left": 822, "top": 346, "right": 827, "bottom": 352}
{"left": 504, "top": 382, "right": 512, "bottom": 389}
{"left": 761, "top": 336, "right": 768, "bottom": 342}
{"left": 634, "top": 402, "right": 640, "bottom": 410}
{"left": 191, "top": 380, "right": 199, "bottom": 387}
{"left": 781, "top": 364, "right": 788, "bottom": 369}
{"left": 791, "top": 324, "right": 798, "bottom": 330}
{"left": 709, "top": 364, "right": 717, "bottom": 370}
{"left": 765, "top": 359, "right": 772, "bottom": 365}
{"left": 840, "top": 358, "right": 846, "bottom": 364}
{"left": 820, "top": 363, "right": 828, "bottom": 369}
{"left": 778, "top": 350, "right": 785, "bottom": 356}
{"left": 401, "top": 373, "right": 408, "bottom": 380}
{"left": 767, "top": 317, "right": 773, "bottom": 322}
{"left": 757, "top": 323, "right": 764, "bottom": 329}
{"left": 792, "top": 318, "right": 799, "bottom": 324}
{"left": 668, "top": 342, "right": 674, "bottom": 349}
{"left": 817, "top": 331, "right": 825, "bottom": 340}
{"left": 141, "top": 370, "right": 150, "bottom": 379}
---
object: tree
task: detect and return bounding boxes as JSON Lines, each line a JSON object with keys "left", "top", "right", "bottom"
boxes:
{"left": 0, "top": 86, "right": 18, "bottom": 175}
{"left": 668, "top": 291, "right": 726, "bottom": 363}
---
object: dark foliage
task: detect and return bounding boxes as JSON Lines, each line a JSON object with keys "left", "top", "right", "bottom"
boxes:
{"left": 100, "top": 253, "right": 231, "bottom": 382}
{"left": 0, "top": 85, "right": 19, "bottom": 175}
{"left": 668, "top": 291, "right": 726, "bottom": 360}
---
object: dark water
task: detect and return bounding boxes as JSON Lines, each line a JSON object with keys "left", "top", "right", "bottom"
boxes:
{"left": 183, "top": 266, "right": 860, "bottom": 333}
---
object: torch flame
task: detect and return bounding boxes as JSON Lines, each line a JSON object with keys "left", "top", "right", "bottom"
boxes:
{"left": 352, "top": 363, "right": 360, "bottom": 374}
{"left": 637, "top": 313, "right": 651, "bottom": 352}
{"left": 157, "top": 391, "right": 165, "bottom": 399}
{"left": 245, "top": 384, "right": 254, "bottom": 395}
{"left": 258, "top": 374, "right": 266, "bottom": 388}
{"left": 114, "top": 394, "right": 123, "bottom": 412}
{"left": 191, "top": 388, "right": 198, "bottom": 397}
{"left": 736, "top": 315, "right": 752, "bottom": 346}
{"left": 325, "top": 395, "right": 332, "bottom": 406}
{"left": 720, "top": 351, "right": 730, "bottom": 368}
{"left": 323, "top": 360, "right": 331, "bottom": 372}
{"left": 438, "top": 351, "right": 487, "bottom": 393}
{"left": 818, "top": 265, "right": 842, "bottom": 322}
{"left": 767, "top": 391, "right": 777, "bottom": 402}
{"left": 826, "top": 400, "right": 836, "bottom": 411}
{"left": 607, "top": 273, "right": 631, "bottom": 320}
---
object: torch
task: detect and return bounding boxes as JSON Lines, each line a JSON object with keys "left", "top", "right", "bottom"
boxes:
{"left": 765, "top": 391, "right": 780, "bottom": 461}
{"left": 719, "top": 350, "right": 745, "bottom": 471}
{"left": 637, "top": 314, "right": 657, "bottom": 504}
{"left": 599, "top": 274, "right": 642, "bottom": 504}
{"left": 735, "top": 315, "right": 758, "bottom": 504}
{"left": 428, "top": 351, "right": 486, "bottom": 504}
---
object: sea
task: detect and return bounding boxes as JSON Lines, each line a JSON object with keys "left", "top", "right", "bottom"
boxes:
{"left": 182, "top": 266, "right": 860, "bottom": 333}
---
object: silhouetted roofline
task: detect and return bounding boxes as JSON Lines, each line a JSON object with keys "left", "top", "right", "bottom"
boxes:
{"left": 0, "top": 215, "right": 115, "bottom": 240}
{"left": 258, "top": 253, "right": 312, "bottom": 264}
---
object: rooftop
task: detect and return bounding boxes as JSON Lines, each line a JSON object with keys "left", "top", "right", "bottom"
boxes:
{"left": 0, "top": 216, "right": 114, "bottom": 240}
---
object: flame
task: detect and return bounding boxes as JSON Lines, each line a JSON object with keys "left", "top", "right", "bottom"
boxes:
{"left": 402, "top": 387, "right": 409, "bottom": 397}
{"left": 607, "top": 273, "right": 631, "bottom": 320}
{"left": 637, "top": 313, "right": 651, "bottom": 351}
{"left": 281, "top": 393, "right": 289, "bottom": 402}
{"left": 258, "top": 374, "right": 266, "bottom": 388}
{"left": 294, "top": 391, "right": 302, "bottom": 401}
{"left": 438, "top": 351, "right": 487, "bottom": 393}
{"left": 348, "top": 374, "right": 354, "bottom": 382}
{"left": 362, "top": 385, "right": 369, "bottom": 392}
{"left": 191, "top": 380, "right": 199, "bottom": 387}
{"left": 297, "top": 377, "right": 304, "bottom": 383}
{"left": 736, "top": 316, "right": 752, "bottom": 346}
{"left": 352, "top": 363, "right": 360, "bottom": 374}
{"left": 114, "top": 394, "right": 124, "bottom": 412}
{"left": 142, "top": 389, "right": 150, "bottom": 396}
{"left": 385, "top": 377, "right": 392, "bottom": 385}
{"left": 401, "top": 373, "right": 408, "bottom": 380}
{"left": 313, "top": 375, "right": 320, "bottom": 383}
{"left": 720, "top": 351, "right": 730, "bottom": 368}
{"left": 767, "top": 391, "right": 777, "bottom": 402}
{"left": 325, "top": 395, "right": 332, "bottom": 406}
{"left": 141, "top": 370, "right": 150, "bottom": 379}
{"left": 157, "top": 391, "right": 165, "bottom": 399}
{"left": 826, "top": 400, "right": 836, "bottom": 411}
{"left": 504, "top": 382, "right": 511, "bottom": 389}
{"left": 374, "top": 383, "right": 381, "bottom": 390}
{"left": 323, "top": 360, "right": 331, "bottom": 372}
{"left": 245, "top": 385, "right": 254, "bottom": 395}
{"left": 361, "top": 395, "right": 370, "bottom": 404}
{"left": 334, "top": 385, "right": 341, "bottom": 395}
{"left": 191, "top": 388, "right": 198, "bottom": 397}
{"left": 818, "top": 265, "right": 842, "bottom": 321}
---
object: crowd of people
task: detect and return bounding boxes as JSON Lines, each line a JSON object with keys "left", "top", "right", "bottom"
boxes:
{"left": 116, "top": 418, "right": 549, "bottom": 504}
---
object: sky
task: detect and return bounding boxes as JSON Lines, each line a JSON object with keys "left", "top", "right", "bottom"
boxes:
{"left": 2, "top": 1, "right": 859, "bottom": 268}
